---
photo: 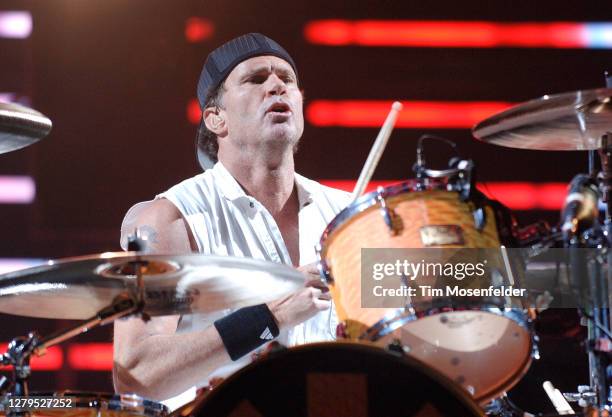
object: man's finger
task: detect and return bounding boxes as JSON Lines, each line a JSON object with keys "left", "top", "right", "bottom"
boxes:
{"left": 314, "top": 299, "right": 332, "bottom": 310}
{"left": 317, "top": 292, "right": 332, "bottom": 301}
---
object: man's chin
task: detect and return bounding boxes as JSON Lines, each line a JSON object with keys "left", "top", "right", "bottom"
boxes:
{"left": 265, "top": 125, "right": 300, "bottom": 143}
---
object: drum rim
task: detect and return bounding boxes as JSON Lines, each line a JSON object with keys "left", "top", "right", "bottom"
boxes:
{"left": 4, "top": 391, "right": 168, "bottom": 415}
{"left": 316, "top": 178, "right": 454, "bottom": 281}
{"left": 363, "top": 308, "right": 534, "bottom": 404}
{"left": 322, "top": 178, "right": 451, "bottom": 245}
{"left": 193, "top": 341, "right": 485, "bottom": 417}
{"left": 363, "top": 305, "right": 531, "bottom": 341}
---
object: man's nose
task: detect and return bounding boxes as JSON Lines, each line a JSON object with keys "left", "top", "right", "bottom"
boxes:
{"left": 266, "top": 74, "right": 287, "bottom": 96}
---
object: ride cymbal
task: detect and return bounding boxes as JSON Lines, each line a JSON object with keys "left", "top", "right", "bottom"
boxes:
{"left": 473, "top": 88, "right": 612, "bottom": 151}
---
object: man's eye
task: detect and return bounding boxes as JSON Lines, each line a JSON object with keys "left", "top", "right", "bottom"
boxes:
{"left": 248, "top": 76, "right": 266, "bottom": 84}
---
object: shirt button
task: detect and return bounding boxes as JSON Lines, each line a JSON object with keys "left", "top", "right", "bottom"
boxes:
{"left": 249, "top": 201, "right": 255, "bottom": 208}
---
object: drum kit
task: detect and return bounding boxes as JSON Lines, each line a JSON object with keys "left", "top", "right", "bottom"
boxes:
{"left": 0, "top": 78, "right": 611, "bottom": 416}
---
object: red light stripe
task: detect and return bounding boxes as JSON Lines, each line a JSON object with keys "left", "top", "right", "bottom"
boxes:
{"left": 188, "top": 98, "right": 512, "bottom": 128}
{"left": 320, "top": 180, "right": 566, "bottom": 210}
{"left": 0, "top": 344, "right": 63, "bottom": 371}
{"left": 68, "top": 343, "right": 113, "bottom": 371}
{"left": 187, "top": 99, "right": 201, "bottom": 124}
{"left": 184, "top": 18, "right": 214, "bottom": 43}
{"left": 306, "top": 100, "right": 512, "bottom": 128}
{"left": 304, "top": 20, "right": 587, "bottom": 48}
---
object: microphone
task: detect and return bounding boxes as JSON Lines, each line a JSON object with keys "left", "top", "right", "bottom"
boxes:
{"left": 560, "top": 174, "right": 599, "bottom": 241}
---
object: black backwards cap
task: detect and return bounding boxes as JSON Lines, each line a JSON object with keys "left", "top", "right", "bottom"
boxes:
{"left": 195, "top": 33, "right": 299, "bottom": 170}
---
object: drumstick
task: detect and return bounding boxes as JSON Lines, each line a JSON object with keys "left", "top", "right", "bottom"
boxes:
{"left": 543, "top": 381, "right": 574, "bottom": 415}
{"left": 351, "top": 101, "right": 403, "bottom": 201}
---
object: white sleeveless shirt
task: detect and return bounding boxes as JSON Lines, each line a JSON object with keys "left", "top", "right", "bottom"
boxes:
{"left": 120, "top": 162, "right": 350, "bottom": 409}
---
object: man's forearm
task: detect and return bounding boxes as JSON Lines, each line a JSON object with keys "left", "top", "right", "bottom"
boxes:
{"left": 114, "top": 323, "right": 230, "bottom": 401}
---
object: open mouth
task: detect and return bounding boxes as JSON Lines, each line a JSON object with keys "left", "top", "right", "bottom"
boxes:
{"left": 266, "top": 102, "right": 291, "bottom": 115}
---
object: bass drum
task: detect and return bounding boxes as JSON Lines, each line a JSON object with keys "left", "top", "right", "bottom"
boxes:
{"left": 192, "top": 342, "right": 483, "bottom": 417}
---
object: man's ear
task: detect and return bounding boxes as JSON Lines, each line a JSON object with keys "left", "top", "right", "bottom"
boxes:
{"left": 203, "top": 107, "right": 226, "bottom": 136}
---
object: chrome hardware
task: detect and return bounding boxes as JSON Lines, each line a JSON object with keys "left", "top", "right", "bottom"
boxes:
{"left": 315, "top": 243, "right": 333, "bottom": 284}
{"left": 376, "top": 186, "right": 398, "bottom": 235}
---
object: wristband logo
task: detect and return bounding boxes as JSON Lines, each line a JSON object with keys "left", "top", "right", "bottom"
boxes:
{"left": 260, "top": 327, "right": 274, "bottom": 340}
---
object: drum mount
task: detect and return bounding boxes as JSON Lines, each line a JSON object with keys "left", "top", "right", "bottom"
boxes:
{"left": 0, "top": 296, "right": 137, "bottom": 401}
{"left": 413, "top": 135, "right": 487, "bottom": 230}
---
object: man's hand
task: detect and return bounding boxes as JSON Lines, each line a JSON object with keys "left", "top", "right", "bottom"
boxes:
{"left": 267, "top": 262, "right": 331, "bottom": 330}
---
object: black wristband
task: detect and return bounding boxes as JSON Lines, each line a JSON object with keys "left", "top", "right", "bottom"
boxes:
{"left": 214, "top": 304, "right": 280, "bottom": 361}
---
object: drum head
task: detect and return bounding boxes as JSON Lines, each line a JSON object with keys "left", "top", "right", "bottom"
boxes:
{"left": 194, "top": 342, "right": 483, "bottom": 417}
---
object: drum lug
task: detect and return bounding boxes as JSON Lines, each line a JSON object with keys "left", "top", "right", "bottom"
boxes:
{"left": 473, "top": 206, "right": 486, "bottom": 231}
{"left": 376, "top": 187, "right": 399, "bottom": 235}
{"left": 386, "top": 339, "right": 409, "bottom": 356}
{"left": 532, "top": 334, "right": 541, "bottom": 360}
{"left": 315, "top": 244, "right": 333, "bottom": 284}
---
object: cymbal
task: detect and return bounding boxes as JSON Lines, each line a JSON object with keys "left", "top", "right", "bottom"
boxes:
{"left": 0, "top": 102, "right": 52, "bottom": 154}
{"left": 0, "top": 252, "right": 305, "bottom": 320}
{"left": 473, "top": 88, "right": 612, "bottom": 150}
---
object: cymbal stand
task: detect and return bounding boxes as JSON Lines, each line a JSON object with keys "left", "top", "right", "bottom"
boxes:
{"left": 0, "top": 294, "right": 138, "bottom": 404}
{"left": 566, "top": 135, "right": 612, "bottom": 415}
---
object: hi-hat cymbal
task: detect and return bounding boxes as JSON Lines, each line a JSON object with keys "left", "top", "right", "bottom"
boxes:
{"left": 0, "top": 102, "right": 52, "bottom": 154}
{"left": 473, "top": 88, "right": 612, "bottom": 151}
{"left": 0, "top": 252, "right": 305, "bottom": 320}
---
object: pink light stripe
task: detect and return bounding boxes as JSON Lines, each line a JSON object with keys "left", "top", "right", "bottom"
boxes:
{"left": 0, "top": 258, "right": 45, "bottom": 274}
{"left": 0, "top": 11, "right": 32, "bottom": 39}
{"left": 0, "top": 176, "right": 36, "bottom": 204}
{"left": 0, "top": 93, "right": 31, "bottom": 106}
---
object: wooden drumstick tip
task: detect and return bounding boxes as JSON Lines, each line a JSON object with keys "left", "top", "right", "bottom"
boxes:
{"left": 391, "top": 101, "right": 403, "bottom": 111}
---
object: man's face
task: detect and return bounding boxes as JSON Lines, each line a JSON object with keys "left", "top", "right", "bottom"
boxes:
{"left": 218, "top": 55, "right": 304, "bottom": 152}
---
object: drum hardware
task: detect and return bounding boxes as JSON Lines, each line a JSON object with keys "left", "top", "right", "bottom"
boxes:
{"left": 314, "top": 243, "right": 332, "bottom": 284}
{"left": 0, "top": 102, "right": 52, "bottom": 155}
{"left": 474, "top": 81, "right": 612, "bottom": 415}
{"left": 415, "top": 135, "right": 488, "bottom": 232}
{"left": 564, "top": 386, "right": 599, "bottom": 408}
{"left": 375, "top": 186, "right": 399, "bottom": 235}
{"left": 0, "top": 294, "right": 137, "bottom": 400}
{"left": 318, "top": 142, "right": 535, "bottom": 403}
{"left": 413, "top": 135, "right": 460, "bottom": 180}
{"left": 484, "top": 394, "right": 534, "bottom": 417}
{"left": 517, "top": 222, "right": 558, "bottom": 258}
{"left": 385, "top": 338, "right": 410, "bottom": 355}
{"left": 0, "top": 392, "right": 169, "bottom": 417}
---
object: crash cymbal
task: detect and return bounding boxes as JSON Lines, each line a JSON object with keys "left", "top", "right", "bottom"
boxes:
{"left": 0, "top": 252, "right": 305, "bottom": 320}
{"left": 0, "top": 102, "right": 52, "bottom": 154}
{"left": 473, "top": 88, "right": 612, "bottom": 150}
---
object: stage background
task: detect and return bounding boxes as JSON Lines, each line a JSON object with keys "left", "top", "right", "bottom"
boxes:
{"left": 1, "top": 0, "right": 610, "bottom": 412}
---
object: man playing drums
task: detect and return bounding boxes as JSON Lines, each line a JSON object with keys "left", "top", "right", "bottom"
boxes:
{"left": 113, "top": 33, "right": 350, "bottom": 408}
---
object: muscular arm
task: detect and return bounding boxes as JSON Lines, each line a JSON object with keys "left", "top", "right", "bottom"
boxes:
{"left": 113, "top": 199, "right": 330, "bottom": 400}
{"left": 113, "top": 198, "right": 231, "bottom": 400}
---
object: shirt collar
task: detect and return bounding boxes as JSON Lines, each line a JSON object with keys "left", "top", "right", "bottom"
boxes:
{"left": 211, "top": 161, "right": 247, "bottom": 201}
{"left": 212, "top": 162, "right": 315, "bottom": 209}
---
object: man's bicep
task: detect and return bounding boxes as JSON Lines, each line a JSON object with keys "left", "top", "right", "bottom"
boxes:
{"left": 121, "top": 198, "right": 197, "bottom": 253}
